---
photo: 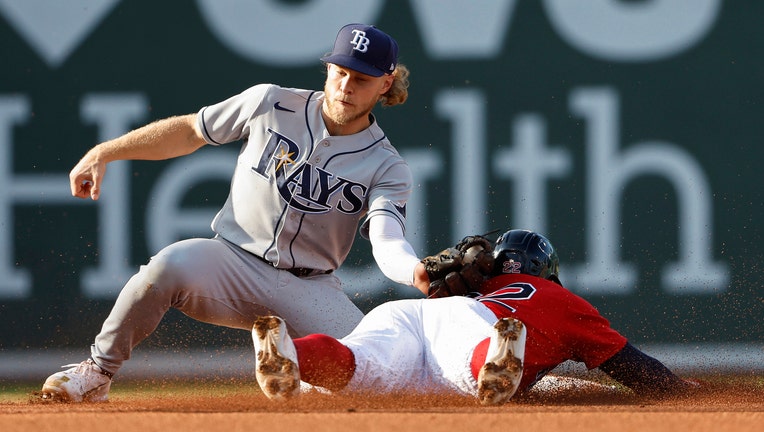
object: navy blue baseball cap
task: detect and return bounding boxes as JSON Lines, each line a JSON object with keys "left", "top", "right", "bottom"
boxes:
{"left": 321, "top": 23, "right": 398, "bottom": 77}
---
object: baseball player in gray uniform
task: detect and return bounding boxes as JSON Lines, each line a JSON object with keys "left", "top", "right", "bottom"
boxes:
{"left": 41, "top": 23, "right": 430, "bottom": 402}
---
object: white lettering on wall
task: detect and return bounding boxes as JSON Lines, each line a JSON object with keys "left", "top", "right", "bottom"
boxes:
{"left": 0, "top": 0, "right": 120, "bottom": 68}
{"left": 493, "top": 114, "right": 572, "bottom": 235}
{"left": 0, "top": 95, "right": 86, "bottom": 299}
{"left": 409, "top": 0, "right": 517, "bottom": 59}
{"left": 195, "top": 0, "right": 720, "bottom": 64}
{"left": 146, "top": 150, "right": 235, "bottom": 253}
{"left": 1, "top": 1, "right": 722, "bottom": 67}
{"left": 544, "top": 0, "right": 722, "bottom": 62}
{"left": 0, "top": 86, "right": 730, "bottom": 299}
{"left": 568, "top": 87, "right": 729, "bottom": 293}
{"left": 435, "top": 89, "right": 488, "bottom": 239}
{"left": 195, "top": 0, "right": 383, "bottom": 66}
{"left": 0, "top": 96, "right": 33, "bottom": 298}
{"left": 80, "top": 94, "right": 149, "bottom": 298}
{"left": 400, "top": 150, "right": 444, "bottom": 253}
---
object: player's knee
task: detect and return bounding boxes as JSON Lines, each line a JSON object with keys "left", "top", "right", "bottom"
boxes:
{"left": 140, "top": 245, "right": 206, "bottom": 290}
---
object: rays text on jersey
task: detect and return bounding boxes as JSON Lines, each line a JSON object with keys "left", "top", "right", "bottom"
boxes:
{"left": 278, "top": 162, "right": 367, "bottom": 214}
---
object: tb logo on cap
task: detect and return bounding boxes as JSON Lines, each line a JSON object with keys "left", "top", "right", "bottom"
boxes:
{"left": 350, "top": 29, "right": 371, "bottom": 53}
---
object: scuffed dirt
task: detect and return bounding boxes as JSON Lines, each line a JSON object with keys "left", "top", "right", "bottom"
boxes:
{"left": 2, "top": 374, "right": 762, "bottom": 432}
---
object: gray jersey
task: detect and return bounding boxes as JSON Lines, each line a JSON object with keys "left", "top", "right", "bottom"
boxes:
{"left": 197, "top": 84, "right": 412, "bottom": 271}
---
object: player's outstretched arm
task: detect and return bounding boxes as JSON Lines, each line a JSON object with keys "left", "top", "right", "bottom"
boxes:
{"left": 69, "top": 114, "right": 207, "bottom": 200}
{"left": 597, "top": 342, "right": 695, "bottom": 396}
{"left": 367, "top": 214, "right": 427, "bottom": 294}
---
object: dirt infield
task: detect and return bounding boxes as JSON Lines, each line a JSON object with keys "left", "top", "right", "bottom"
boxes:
{"left": 1, "top": 375, "right": 762, "bottom": 432}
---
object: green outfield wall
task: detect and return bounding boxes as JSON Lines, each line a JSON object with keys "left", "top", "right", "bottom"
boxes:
{"left": 0, "top": 1, "right": 761, "bottom": 350}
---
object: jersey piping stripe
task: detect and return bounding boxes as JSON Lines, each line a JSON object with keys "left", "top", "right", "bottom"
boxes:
{"left": 264, "top": 91, "right": 322, "bottom": 266}
{"left": 477, "top": 298, "right": 518, "bottom": 313}
{"left": 323, "top": 134, "right": 387, "bottom": 164}
{"left": 289, "top": 134, "right": 387, "bottom": 266}
{"left": 288, "top": 212, "right": 308, "bottom": 268}
{"left": 285, "top": 91, "right": 320, "bottom": 266}
{"left": 198, "top": 107, "right": 223, "bottom": 145}
{"left": 264, "top": 91, "right": 318, "bottom": 264}
{"left": 303, "top": 91, "right": 317, "bottom": 151}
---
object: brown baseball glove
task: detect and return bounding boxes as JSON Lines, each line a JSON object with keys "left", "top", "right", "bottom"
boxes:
{"left": 421, "top": 235, "right": 495, "bottom": 298}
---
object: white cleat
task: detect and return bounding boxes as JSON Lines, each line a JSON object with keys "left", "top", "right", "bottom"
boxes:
{"left": 41, "top": 358, "right": 112, "bottom": 403}
{"left": 477, "top": 317, "right": 526, "bottom": 406}
{"left": 252, "top": 316, "right": 300, "bottom": 401}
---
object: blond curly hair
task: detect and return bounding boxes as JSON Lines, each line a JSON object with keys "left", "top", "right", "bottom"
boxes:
{"left": 378, "top": 63, "right": 410, "bottom": 107}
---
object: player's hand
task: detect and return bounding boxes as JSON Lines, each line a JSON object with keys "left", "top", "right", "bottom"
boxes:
{"left": 69, "top": 150, "right": 106, "bottom": 200}
{"left": 413, "top": 262, "right": 430, "bottom": 296}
